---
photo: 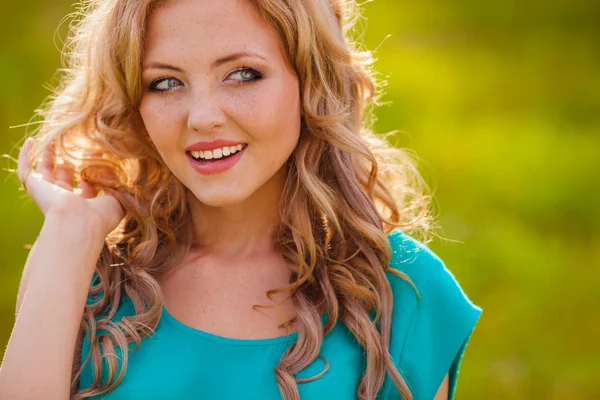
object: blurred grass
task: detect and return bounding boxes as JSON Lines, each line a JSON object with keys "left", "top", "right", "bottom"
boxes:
{"left": 1, "top": 0, "right": 598, "bottom": 398}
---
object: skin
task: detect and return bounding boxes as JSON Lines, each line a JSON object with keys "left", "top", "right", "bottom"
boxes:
{"left": 139, "top": 0, "right": 302, "bottom": 341}
{"left": 435, "top": 373, "right": 450, "bottom": 399}
{"left": 139, "top": 0, "right": 449, "bottom": 397}
{"left": 2, "top": 129, "right": 123, "bottom": 398}
{"left": 8, "top": 0, "right": 449, "bottom": 397}
{"left": 139, "top": 0, "right": 301, "bottom": 260}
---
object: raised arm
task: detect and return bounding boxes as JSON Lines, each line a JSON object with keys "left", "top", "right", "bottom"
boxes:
{"left": 0, "top": 213, "right": 106, "bottom": 399}
{"left": 0, "top": 138, "right": 124, "bottom": 399}
{"left": 15, "top": 238, "right": 38, "bottom": 319}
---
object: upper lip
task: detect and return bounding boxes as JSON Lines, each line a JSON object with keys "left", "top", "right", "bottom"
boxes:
{"left": 185, "top": 139, "right": 247, "bottom": 152}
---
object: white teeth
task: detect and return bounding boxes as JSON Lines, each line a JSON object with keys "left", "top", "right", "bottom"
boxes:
{"left": 189, "top": 144, "right": 246, "bottom": 160}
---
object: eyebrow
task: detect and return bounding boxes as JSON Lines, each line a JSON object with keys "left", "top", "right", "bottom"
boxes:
{"left": 143, "top": 51, "right": 268, "bottom": 72}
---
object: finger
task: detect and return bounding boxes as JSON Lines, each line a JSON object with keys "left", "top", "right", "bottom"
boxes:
{"left": 24, "top": 172, "right": 67, "bottom": 215}
{"left": 94, "top": 193, "right": 126, "bottom": 231}
{"left": 54, "top": 160, "right": 75, "bottom": 191}
{"left": 36, "top": 141, "right": 55, "bottom": 180}
{"left": 77, "top": 179, "right": 96, "bottom": 199}
{"left": 17, "top": 138, "right": 35, "bottom": 185}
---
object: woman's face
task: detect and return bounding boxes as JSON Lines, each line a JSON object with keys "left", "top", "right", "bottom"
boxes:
{"left": 139, "top": 0, "right": 301, "bottom": 207}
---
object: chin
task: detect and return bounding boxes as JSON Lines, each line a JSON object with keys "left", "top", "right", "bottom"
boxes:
{"left": 187, "top": 187, "right": 252, "bottom": 208}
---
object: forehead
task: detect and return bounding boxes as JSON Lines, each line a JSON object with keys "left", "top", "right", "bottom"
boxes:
{"left": 144, "top": 0, "right": 281, "bottom": 62}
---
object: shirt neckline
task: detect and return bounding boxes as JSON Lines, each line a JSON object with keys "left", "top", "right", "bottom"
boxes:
{"left": 161, "top": 305, "right": 330, "bottom": 346}
{"left": 159, "top": 229, "right": 402, "bottom": 346}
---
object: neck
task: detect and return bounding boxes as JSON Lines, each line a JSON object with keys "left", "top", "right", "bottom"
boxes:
{"left": 187, "top": 167, "right": 285, "bottom": 260}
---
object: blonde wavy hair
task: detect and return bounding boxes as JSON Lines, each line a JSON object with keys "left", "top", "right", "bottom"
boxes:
{"left": 22, "top": 0, "right": 436, "bottom": 398}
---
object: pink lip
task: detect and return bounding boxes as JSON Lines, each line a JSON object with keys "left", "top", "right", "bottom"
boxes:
{"left": 185, "top": 139, "right": 247, "bottom": 152}
{"left": 186, "top": 145, "right": 247, "bottom": 176}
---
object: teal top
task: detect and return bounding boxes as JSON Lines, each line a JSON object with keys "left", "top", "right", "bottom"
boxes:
{"left": 79, "top": 229, "right": 482, "bottom": 399}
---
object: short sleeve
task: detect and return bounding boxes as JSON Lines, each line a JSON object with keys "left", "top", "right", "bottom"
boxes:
{"left": 385, "top": 230, "right": 482, "bottom": 400}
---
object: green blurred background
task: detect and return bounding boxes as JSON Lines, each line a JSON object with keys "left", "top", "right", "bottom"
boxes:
{"left": 1, "top": 0, "right": 598, "bottom": 398}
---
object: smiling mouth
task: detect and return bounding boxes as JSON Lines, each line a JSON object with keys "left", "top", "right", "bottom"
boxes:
{"left": 187, "top": 144, "right": 248, "bottom": 162}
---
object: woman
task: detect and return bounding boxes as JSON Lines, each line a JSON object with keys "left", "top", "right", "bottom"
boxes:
{"left": 0, "top": 0, "right": 482, "bottom": 399}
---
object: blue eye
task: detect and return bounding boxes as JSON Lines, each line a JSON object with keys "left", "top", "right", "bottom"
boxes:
{"left": 148, "top": 77, "right": 183, "bottom": 92}
{"left": 227, "top": 67, "right": 263, "bottom": 83}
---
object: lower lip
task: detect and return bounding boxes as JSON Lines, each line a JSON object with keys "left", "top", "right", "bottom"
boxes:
{"left": 186, "top": 146, "right": 247, "bottom": 176}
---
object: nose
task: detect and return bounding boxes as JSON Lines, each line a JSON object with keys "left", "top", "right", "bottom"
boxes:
{"left": 186, "top": 90, "right": 227, "bottom": 133}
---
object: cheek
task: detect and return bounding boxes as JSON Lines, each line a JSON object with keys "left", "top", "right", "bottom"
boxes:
{"left": 236, "top": 77, "right": 301, "bottom": 145}
{"left": 139, "top": 98, "right": 186, "bottom": 151}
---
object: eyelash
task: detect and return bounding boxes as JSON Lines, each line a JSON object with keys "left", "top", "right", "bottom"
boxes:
{"left": 147, "top": 67, "right": 263, "bottom": 93}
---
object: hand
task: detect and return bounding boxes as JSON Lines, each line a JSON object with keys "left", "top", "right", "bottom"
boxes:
{"left": 17, "top": 138, "right": 125, "bottom": 237}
